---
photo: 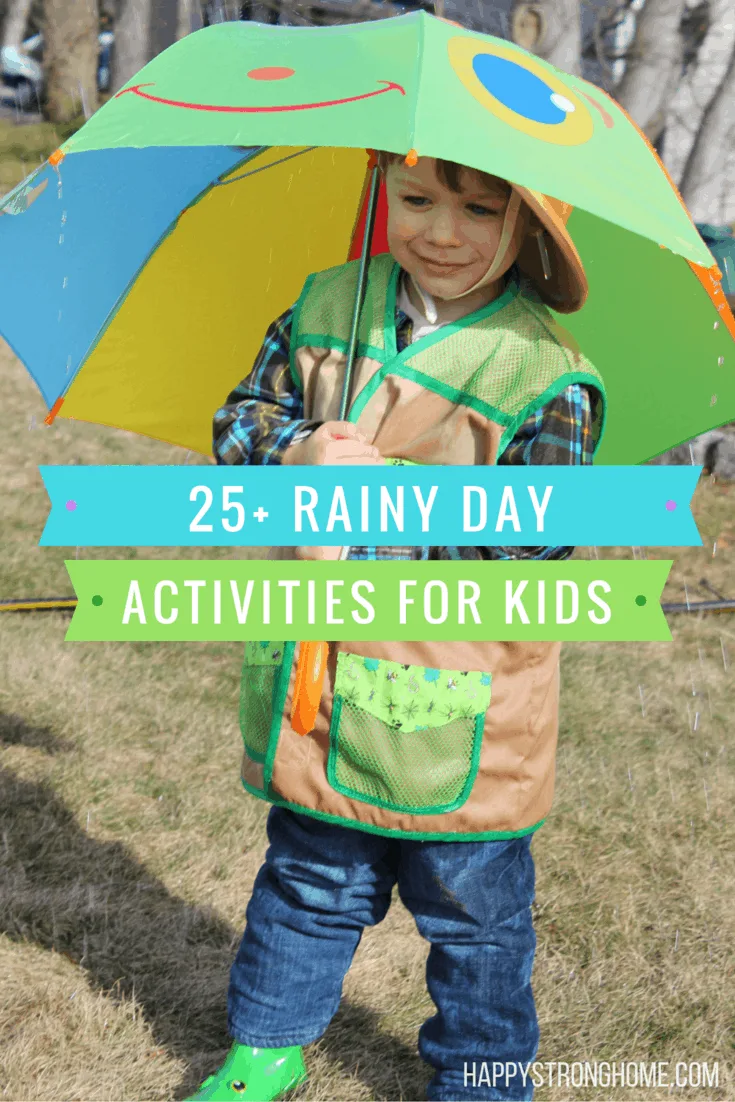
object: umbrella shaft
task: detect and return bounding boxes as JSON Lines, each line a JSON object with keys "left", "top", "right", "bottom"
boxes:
{"left": 339, "top": 163, "right": 382, "bottom": 422}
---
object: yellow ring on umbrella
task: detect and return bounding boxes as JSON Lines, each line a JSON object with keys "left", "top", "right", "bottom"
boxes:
{"left": 447, "top": 37, "right": 594, "bottom": 147}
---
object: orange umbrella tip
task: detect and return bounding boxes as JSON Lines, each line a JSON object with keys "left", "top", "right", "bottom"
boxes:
{"left": 405, "top": 148, "right": 419, "bottom": 167}
{"left": 44, "top": 397, "right": 64, "bottom": 426}
{"left": 49, "top": 149, "right": 65, "bottom": 168}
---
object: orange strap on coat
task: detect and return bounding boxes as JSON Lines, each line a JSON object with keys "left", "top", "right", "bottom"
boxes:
{"left": 291, "top": 640, "right": 329, "bottom": 736}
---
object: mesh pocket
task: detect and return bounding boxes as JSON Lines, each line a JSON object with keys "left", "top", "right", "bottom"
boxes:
{"left": 329, "top": 697, "right": 483, "bottom": 813}
{"left": 240, "top": 666, "right": 277, "bottom": 760}
{"left": 239, "top": 641, "right": 286, "bottom": 762}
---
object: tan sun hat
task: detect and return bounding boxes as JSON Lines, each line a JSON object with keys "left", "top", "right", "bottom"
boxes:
{"left": 512, "top": 186, "right": 588, "bottom": 314}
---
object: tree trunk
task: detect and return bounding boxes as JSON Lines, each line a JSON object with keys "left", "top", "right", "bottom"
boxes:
{"left": 177, "top": 0, "right": 202, "bottom": 37}
{"left": 111, "top": 0, "right": 151, "bottom": 92}
{"left": 2, "top": 0, "right": 33, "bottom": 47}
{"left": 679, "top": 39, "right": 735, "bottom": 219}
{"left": 43, "top": 0, "right": 99, "bottom": 123}
{"left": 615, "top": 0, "right": 687, "bottom": 142}
{"left": 510, "top": 0, "right": 582, "bottom": 76}
{"left": 150, "top": 0, "right": 178, "bottom": 56}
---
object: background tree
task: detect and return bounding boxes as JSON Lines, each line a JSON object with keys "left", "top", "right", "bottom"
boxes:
{"left": 1, "top": 0, "right": 32, "bottom": 46}
{"left": 679, "top": 39, "right": 735, "bottom": 219}
{"left": 509, "top": 0, "right": 582, "bottom": 74}
{"left": 614, "top": 0, "right": 688, "bottom": 146}
{"left": 111, "top": 0, "right": 152, "bottom": 91}
{"left": 150, "top": 0, "right": 178, "bottom": 55}
{"left": 43, "top": 0, "right": 99, "bottom": 123}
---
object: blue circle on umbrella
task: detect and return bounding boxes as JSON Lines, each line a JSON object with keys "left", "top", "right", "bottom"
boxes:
{"left": 472, "top": 54, "right": 568, "bottom": 125}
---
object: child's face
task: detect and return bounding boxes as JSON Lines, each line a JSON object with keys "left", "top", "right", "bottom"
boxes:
{"left": 384, "top": 157, "right": 513, "bottom": 301}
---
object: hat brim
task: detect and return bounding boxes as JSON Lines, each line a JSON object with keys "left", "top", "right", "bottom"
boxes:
{"left": 513, "top": 186, "right": 588, "bottom": 314}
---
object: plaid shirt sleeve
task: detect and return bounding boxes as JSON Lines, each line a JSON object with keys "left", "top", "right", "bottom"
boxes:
{"left": 212, "top": 306, "right": 323, "bottom": 466}
{"left": 428, "top": 382, "right": 596, "bottom": 562}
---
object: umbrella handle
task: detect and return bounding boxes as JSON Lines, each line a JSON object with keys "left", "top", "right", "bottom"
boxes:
{"left": 291, "top": 161, "right": 381, "bottom": 737}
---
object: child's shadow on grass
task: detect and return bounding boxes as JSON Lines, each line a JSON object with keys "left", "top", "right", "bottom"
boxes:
{"left": 0, "top": 713, "right": 426, "bottom": 1101}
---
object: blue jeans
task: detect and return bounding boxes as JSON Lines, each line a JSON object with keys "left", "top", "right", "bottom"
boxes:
{"left": 228, "top": 806, "right": 539, "bottom": 1101}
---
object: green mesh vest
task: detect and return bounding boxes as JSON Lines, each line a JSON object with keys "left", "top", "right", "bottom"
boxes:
{"left": 236, "top": 254, "right": 608, "bottom": 841}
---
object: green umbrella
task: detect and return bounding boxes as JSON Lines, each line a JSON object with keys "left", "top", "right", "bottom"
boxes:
{"left": 3, "top": 11, "right": 733, "bottom": 462}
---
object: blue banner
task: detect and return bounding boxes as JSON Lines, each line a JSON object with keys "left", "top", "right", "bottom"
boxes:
{"left": 39, "top": 464, "right": 702, "bottom": 547}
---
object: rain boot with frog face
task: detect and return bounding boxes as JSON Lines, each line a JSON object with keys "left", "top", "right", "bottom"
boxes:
{"left": 186, "top": 1042, "right": 307, "bottom": 1101}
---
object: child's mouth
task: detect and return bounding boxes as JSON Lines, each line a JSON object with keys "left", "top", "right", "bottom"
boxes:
{"left": 420, "top": 258, "right": 465, "bottom": 275}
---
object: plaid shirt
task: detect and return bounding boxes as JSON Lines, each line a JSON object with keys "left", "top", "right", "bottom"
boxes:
{"left": 213, "top": 279, "right": 598, "bottom": 561}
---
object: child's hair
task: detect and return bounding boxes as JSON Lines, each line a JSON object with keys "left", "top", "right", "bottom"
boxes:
{"left": 374, "top": 149, "right": 511, "bottom": 198}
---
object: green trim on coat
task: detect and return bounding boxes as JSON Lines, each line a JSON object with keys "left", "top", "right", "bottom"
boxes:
{"left": 263, "top": 640, "right": 297, "bottom": 789}
{"left": 240, "top": 776, "right": 547, "bottom": 841}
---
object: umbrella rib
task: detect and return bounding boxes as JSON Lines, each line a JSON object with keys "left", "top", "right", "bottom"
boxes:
{"left": 214, "top": 146, "right": 319, "bottom": 187}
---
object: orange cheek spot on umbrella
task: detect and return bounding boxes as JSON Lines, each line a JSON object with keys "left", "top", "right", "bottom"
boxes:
{"left": 580, "top": 91, "right": 614, "bottom": 129}
{"left": 247, "top": 66, "right": 295, "bottom": 80}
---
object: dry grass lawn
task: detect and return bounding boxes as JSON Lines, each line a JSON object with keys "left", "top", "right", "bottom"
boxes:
{"left": 1, "top": 117, "right": 734, "bottom": 1102}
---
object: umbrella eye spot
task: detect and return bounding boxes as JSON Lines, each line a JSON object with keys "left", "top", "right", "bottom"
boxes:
{"left": 472, "top": 54, "right": 566, "bottom": 125}
{"left": 448, "top": 38, "right": 593, "bottom": 145}
{"left": 247, "top": 66, "right": 295, "bottom": 81}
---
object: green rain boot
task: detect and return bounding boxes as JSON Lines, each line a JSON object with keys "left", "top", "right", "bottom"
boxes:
{"left": 186, "top": 1041, "right": 308, "bottom": 1101}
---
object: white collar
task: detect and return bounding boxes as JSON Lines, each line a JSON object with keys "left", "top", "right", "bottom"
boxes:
{"left": 398, "top": 271, "right": 439, "bottom": 329}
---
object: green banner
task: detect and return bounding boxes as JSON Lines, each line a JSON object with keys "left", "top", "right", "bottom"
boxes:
{"left": 65, "top": 560, "right": 672, "bottom": 641}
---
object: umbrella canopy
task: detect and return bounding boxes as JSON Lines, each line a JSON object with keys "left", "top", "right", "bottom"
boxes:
{"left": 1, "top": 11, "right": 733, "bottom": 463}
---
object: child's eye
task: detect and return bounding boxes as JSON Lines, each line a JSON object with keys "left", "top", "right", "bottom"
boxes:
{"left": 467, "top": 203, "right": 498, "bottom": 217}
{"left": 402, "top": 195, "right": 430, "bottom": 207}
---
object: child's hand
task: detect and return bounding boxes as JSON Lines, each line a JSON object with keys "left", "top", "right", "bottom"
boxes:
{"left": 282, "top": 421, "right": 382, "bottom": 466}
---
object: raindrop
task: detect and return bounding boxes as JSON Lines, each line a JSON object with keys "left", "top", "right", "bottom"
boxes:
{"left": 638, "top": 684, "right": 646, "bottom": 716}
{"left": 720, "top": 637, "right": 728, "bottom": 671}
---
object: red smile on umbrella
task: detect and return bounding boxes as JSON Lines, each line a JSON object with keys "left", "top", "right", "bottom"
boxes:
{"left": 115, "top": 77, "right": 406, "bottom": 113}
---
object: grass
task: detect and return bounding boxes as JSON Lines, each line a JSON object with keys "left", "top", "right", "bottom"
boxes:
{"left": 1, "top": 118, "right": 734, "bottom": 1101}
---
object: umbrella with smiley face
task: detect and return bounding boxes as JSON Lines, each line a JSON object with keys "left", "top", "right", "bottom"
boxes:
{"left": 0, "top": 9, "right": 733, "bottom": 462}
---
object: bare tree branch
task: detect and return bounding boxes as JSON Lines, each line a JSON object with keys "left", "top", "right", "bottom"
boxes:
{"left": 679, "top": 38, "right": 735, "bottom": 218}
{"left": 616, "top": 0, "right": 687, "bottom": 140}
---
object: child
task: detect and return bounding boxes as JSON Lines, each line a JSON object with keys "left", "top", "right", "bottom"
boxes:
{"left": 190, "top": 150, "right": 605, "bottom": 1102}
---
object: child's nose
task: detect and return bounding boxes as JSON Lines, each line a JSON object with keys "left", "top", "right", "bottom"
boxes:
{"left": 425, "top": 209, "right": 462, "bottom": 246}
